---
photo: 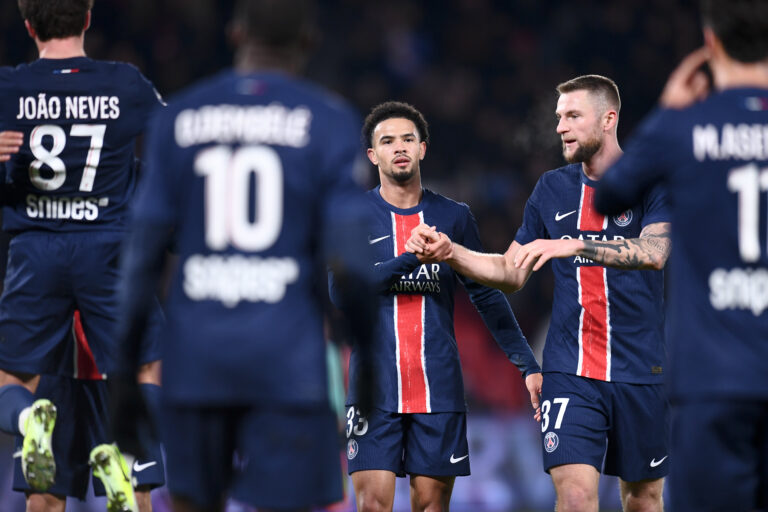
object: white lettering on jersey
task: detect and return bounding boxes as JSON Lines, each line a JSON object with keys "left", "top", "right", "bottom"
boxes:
{"left": 693, "top": 123, "right": 768, "bottom": 161}
{"left": 183, "top": 254, "right": 299, "bottom": 307}
{"left": 174, "top": 103, "right": 312, "bottom": 148}
{"left": 25, "top": 194, "right": 107, "bottom": 221}
{"left": 709, "top": 267, "right": 768, "bottom": 316}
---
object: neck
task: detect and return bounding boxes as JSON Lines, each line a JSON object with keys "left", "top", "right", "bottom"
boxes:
{"left": 581, "top": 137, "right": 623, "bottom": 181}
{"left": 379, "top": 175, "right": 422, "bottom": 209}
{"left": 36, "top": 36, "right": 86, "bottom": 59}
{"left": 712, "top": 58, "right": 768, "bottom": 90}
{"left": 234, "top": 44, "right": 302, "bottom": 74}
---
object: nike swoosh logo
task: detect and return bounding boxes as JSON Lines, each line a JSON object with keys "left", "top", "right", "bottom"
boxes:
{"left": 555, "top": 210, "right": 577, "bottom": 221}
{"left": 450, "top": 454, "right": 469, "bottom": 464}
{"left": 649, "top": 456, "right": 668, "bottom": 468}
{"left": 133, "top": 460, "right": 157, "bottom": 472}
{"left": 368, "top": 235, "right": 390, "bottom": 245}
{"left": 12, "top": 450, "right": 21, "bottom": 459}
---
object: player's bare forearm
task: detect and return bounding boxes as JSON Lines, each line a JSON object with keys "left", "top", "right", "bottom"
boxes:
{"left": 580, "top": 222, "right": 671, "bottom": 270}
{"left": 449, "top": 242, "right": 529, "bottom": 293}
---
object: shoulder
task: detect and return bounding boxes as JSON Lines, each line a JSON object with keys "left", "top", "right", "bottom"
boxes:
{"left": 530, "top": 164, "right": 580, "bottom": 196}
{"left": 0, "top": 63, "right": 25, "bottom": 84}
{"left": 422, "top": 189, "right": 473, "bottom": 218}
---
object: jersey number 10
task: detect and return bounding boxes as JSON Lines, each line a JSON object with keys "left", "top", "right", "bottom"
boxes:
{"left": 195, "top": 145, "right": 284, "bottom": 251}
{"left": 728, "top": 163, "right": 768, "bottom": 262}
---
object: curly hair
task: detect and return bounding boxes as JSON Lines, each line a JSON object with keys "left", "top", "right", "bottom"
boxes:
{"left": 362, "top": 101, "right": 430, "bottom": 147}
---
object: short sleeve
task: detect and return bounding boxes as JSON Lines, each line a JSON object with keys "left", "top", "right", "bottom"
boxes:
{"left": 514, "top": 179, "right": 547, "bottom": 244}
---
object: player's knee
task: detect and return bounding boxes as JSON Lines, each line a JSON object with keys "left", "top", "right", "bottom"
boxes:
{"left": 411, "top": 489, "right": 451, "bottom": 512}
{"left": 623, "top": 490, "right": 664, "bottom": 512}
{"left": 555, "top": 485, "right": 597, "bottom": 512}
{"left": 413, "top": 501, "right": 449, "bottom": 512}
{"left": 621, "top": 479, "right": 664, "bottom": 512}
{"left": 357, "top": 493, "right": 393, "bottom": 512}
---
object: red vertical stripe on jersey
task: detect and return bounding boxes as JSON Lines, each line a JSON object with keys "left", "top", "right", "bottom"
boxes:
{"left": 578, "top": 185, "right": 606, "bottom": 231}
{"left": 578, "top": 266, "right": 609, "bottom": 380}
{"left": 393, "top": 212, "right": 429, "bottom": 413}
{"left": 73, "top": 310, "right": 103, "bottom": 380}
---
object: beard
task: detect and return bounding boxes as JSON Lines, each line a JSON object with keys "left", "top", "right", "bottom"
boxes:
{"left": 563, "top": 136, "right": 602, "bottom": 163}
{"left": 390, "top": 165, "right": 417, "bottom": 183}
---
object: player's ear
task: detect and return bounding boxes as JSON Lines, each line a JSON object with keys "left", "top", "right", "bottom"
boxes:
{"left": 702, "top": 27, "right": 721, "bottom": 56}
{"left": 23, "top": 20, "right": 36, "bottom": 40}
{"left": 603, "top": 110, "right": 618, "bottom": 132}
{"left": 366, "top": 147, "right": 378, "bottom": 166}
{"left": 418, "top": 141, "right": 427, "bottom": 160}
{"left": 83, "top": 10, "right": 91, "bottom": 32}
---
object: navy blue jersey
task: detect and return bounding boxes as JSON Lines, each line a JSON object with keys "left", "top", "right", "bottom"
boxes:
{"left": 516, "top": 164, "right": 668, "bottom": 384}
{"left": 595, "top": 88, "right": 768, "bottom": 399}
{"left": 0, "top": 57, "right": 162, "bottom": 232}
{"left": 130, "top": 70, "right": 368, "bottom": 406}
{"left": 341, "top": 187, "right": 540, "bottom": 413}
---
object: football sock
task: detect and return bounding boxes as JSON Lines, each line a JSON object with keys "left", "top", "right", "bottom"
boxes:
{"left": 0, "top": 384, "right": 34, "bottom": 435}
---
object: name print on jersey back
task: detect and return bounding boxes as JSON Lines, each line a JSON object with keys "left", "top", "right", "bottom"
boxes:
{"left": 16, "top": 94, "right": 120, "bottom": 120}
{"left": 0, "top": 57, "right": 163, "bottom": 232}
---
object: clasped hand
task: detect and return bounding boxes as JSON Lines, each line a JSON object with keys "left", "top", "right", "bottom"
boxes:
{"left": 405, "top": 223, "right": 453, "bottom": 262}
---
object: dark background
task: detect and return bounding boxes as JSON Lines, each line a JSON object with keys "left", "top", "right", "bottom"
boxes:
{"left": 0, "top": 1, "right": 703, "bottom": 509}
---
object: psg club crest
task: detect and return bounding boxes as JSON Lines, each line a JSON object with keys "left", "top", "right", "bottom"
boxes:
{"left": 613, "top": 209, "right": 633, "bottom": 227}
{"left": 544, "top": 431, "right": 559, "bottom": 453}
{"left": 347, "top": 439, "right": 359, "bottom": 460}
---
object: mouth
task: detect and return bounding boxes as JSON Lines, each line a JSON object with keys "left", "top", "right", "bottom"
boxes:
{"left": 393, "top": 157, "right": 410, "bottom": 168}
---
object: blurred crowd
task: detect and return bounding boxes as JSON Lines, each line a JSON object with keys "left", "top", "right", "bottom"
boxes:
{"left": 0, "top": 0, "right": 702, "bottom": 411}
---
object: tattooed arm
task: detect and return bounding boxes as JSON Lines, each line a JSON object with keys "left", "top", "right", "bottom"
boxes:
{"left": 513, "top": 222, "right": 671, "bottom": 271}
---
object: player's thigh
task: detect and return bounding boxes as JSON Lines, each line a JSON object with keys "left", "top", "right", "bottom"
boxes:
{"left": 604, "top": 382, "right": 669, "bottom": 482}
{"left": 409, "top": 474, "right": 455, "bottom": 512}
{"left": 549, "top": 464, "right": 600, "bottom": 509}
{"left": 161, "top": 404, "right": 238, "bottom": 509}
{"left": 0, "top": 233, "right": 72, "bottom": 374}
{"left": 230, "top": 405, "right": 342, "bottom": 510}
{"left": 345, "top": 406, "right": 406, "bottom": 475}
{"left": 539, "top": 372, "right": 609, "bottom": 473}
{"left": 404, "top": 412, "right": 469, "bottom": 477}
{"left": 351, "top": 470, "right": 397, "bottom": 512}
{"left": 669, "top": 399, "right": 767, "bottom": 512}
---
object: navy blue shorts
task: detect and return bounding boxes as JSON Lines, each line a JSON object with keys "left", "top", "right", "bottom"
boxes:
{"left": 12, "top": 376, "right": 164, "bottom": 499}
{"left": 669, "top": 399, "right": 768, "bottom": 511}
{"left": 0, "top": 231, "right": 162, "bottom": 375}
{"left": 540, "top": 372, "right": 669, "bottom": 482}
{"left": 345, "top": 406, "right": 470, "bottom": 477}
{"left": 162, "top": 403, "right": 342, "bottom": 509}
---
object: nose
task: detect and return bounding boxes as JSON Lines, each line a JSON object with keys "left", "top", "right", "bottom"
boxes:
{"left": 556, "top": 118, "right": 568, "bottom": 134}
